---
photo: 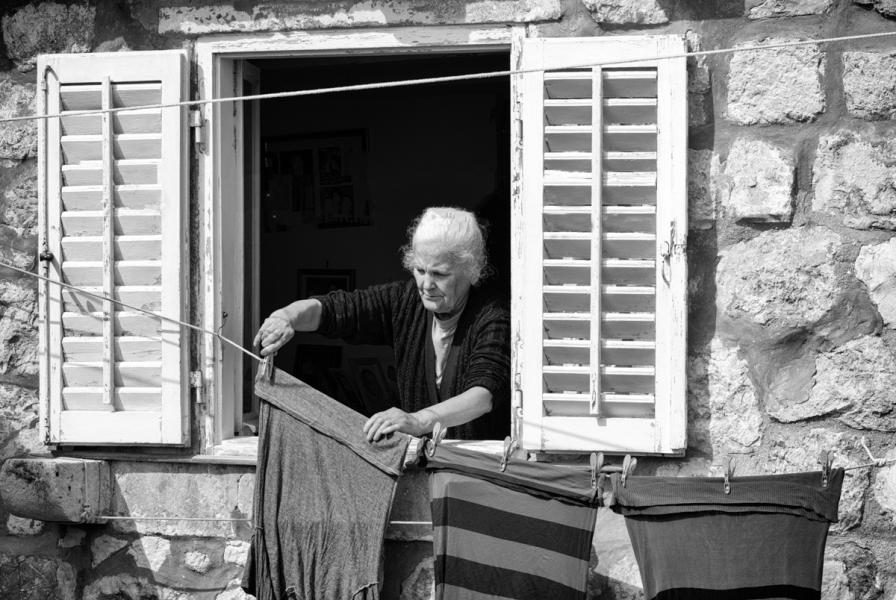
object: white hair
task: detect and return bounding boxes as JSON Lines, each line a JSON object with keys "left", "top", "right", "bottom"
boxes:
{"left": 401, "top": 207, "right": 488, "bottom": 285}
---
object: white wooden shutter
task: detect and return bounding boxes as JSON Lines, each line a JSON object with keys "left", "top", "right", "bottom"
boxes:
{"left": 38, "top": 51, "right": 190, "bottom": 445}
{"left": 516, "top": 36, "right": 687, "bottom": 454}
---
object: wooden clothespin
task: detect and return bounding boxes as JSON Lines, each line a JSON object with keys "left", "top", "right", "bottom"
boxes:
{"left": 500, "top": 435, "right": 518, "bottom": 473}
{"left": 723, "top": 456, "right": 735, "bottom": 495}
{"left": 590, "top": 452, "right": 604, "bottom": 489}
{"left": 426, "top": 422, "right": 447, "bottom": 458}
{"left": 818, "top": 450, "right": 833, "bottom": 488}
{"left": 262, "top": 352, "right": 276, "bottom": 383}
{"left": 621, "top": 454, "right": 637, "bottom": 487}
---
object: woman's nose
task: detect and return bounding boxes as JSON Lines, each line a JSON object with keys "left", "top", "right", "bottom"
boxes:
{"left": 422, "top": 273, "right": 436, "bottom": 289}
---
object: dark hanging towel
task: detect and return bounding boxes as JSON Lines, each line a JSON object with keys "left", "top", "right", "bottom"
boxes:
{"left": 243, "top": 367, "right": 411, "bottom": 600}
{"left": 425, "top": 444, "right": 601, "bottom": 600}
{"left": 608, "top": 469, "right": 845, "bottom": 600}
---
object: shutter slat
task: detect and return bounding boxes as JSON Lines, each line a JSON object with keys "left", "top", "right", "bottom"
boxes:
{"left": 62, "top": 235, "right": 163, "bottom": 261}
{"left": 61, "top": 185, "right": 162, "bottom": 210}
{"left": 62, "top": 387, "right": 161, "bottom": 412}
{"left": 61, "top": 109, "right": 162, "bottom": 136}
{"left": 63, "top": 312, "right": 161, "bottom": 337}
{"left": 62, "top": 336, "right": 163, "bottom": 361}
{"left": 62, "top": 286, "right": 161, "bottom": 313}
{"left": 61, "top": 209, "right": 161, "bottom": 235}
{"left": 60, "top": 260, "right": 162, "bottom": 286}
{"left": 62, "top": 361, "right": 162, "bottom": 387}
{"left": 60, "top": 82, "right": 162, "bottom": 110}
{"left": 62, "top": 160, "right": 160, "bottom": 186}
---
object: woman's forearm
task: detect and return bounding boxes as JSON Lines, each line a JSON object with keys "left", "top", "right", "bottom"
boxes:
{"left": 271, "top": 298, "right": 323, "bottom": 332}
{"left": 414, "top": 386, "right": 493, "bottom": 432}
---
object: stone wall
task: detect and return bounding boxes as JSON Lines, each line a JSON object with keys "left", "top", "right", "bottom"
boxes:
{"left": 1, "top": 0, "right": 895, "bottom": 598}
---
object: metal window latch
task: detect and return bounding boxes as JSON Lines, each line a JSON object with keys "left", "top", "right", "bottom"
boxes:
{"left": 189, "top": 371, "right": 203, "bottom": 389}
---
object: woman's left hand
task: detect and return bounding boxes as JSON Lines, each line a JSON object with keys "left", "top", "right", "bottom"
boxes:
{"left": 363, "top": 407, "right": 429, "bottom": 442}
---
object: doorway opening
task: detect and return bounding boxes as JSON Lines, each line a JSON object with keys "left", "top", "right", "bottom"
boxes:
{"left": 239, "top": 51, "right": 511, "bottom": 432}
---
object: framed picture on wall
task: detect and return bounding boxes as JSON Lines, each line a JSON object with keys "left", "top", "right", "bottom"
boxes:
{"left": 297, "top": 268, "right": 355, "bottom": 298}
{"left": 264, "top": 130, "right": 372, "bottom": 228}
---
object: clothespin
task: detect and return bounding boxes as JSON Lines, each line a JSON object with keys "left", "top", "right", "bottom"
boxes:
{"left": 426, "top": 422, "right": 447, "bottom": 458}
{"left": 500, "top": 435, "right": 517, "bottom": 473}
{"left": 262, "top": 352, "right": 276, "bottom": 383}
{"left": 621, "top": 454, "right": 637, "bottom": 487}
{"left": 590, "top": 452, "right": 604, "bottom": 489}
{"left": 818, "top": 450, "right": 833, "bottom": 488}
{"left": 723, "top": 456, "right": 735, "bottom": 495}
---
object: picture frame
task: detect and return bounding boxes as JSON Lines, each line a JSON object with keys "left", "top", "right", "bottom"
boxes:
{"left": 297, "top": 268, "right": 355, "bottom": 298}
{"left": 264, "top": 129, "right": 371, "bottom": 228}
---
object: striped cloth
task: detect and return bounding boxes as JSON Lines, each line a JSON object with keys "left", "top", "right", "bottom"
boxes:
{"left": 426, "top": 444, "right": 600, "bottom": 600}
{"left": 609, "top": 469, "right": 845, "bottom": 600}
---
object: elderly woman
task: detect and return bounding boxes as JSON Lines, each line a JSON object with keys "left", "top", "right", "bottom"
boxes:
{"left": 254, "top": 207, "right": 510, "bottom": 441}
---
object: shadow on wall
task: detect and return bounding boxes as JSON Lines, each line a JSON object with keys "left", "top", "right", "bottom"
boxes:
{"left": 81, "top": 463, "right": 254, "bottom": 599}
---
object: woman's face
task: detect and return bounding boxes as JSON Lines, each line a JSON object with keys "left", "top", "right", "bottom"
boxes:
{"left": 411, "top": 249, "right": 472, "bottom": 315}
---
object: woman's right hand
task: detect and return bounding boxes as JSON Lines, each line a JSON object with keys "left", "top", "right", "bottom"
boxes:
{"left": 253, "top": 312, "right": 295, "bottom": 356}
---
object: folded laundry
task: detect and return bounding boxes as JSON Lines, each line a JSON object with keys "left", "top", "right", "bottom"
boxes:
{"left": 609, "top": 469, "right": 845, "bottom": 600}
{"left": 243, "top": 367, "right": 411, "bottom": 600}
{"left": 426, "top": 444, "right": 600, "bottom": 600}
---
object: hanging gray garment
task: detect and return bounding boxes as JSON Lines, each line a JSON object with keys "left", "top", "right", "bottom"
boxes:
{"left": 243, "top": 367, "right": 411, "bottom": 600}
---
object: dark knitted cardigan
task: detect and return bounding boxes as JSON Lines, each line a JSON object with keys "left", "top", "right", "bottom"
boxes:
{"left": 314, "top": 279, "right": 510, "bottom": 440}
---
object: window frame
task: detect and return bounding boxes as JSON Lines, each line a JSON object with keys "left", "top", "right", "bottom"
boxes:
{"left": 195, "top": 26, "right": 523, "bottom": 455}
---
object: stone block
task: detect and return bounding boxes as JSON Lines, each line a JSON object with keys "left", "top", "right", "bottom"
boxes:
{"left": 768, "top": 336, "right": 896, "bottom": 431}
{"left": 864, "top": 0, "right": 896, "bottom": 17}
{"left": 0, "top": 279, "right": 39, "bottom": 384}
{"left": 747, "top": 0, "right": 835, "bottom": 18}
{"left": 843, "top": 51, "right": 896, "bottom": 120}
{"left": 129, "top": 535, "right": 171, "bottom": 572}
{"left": 158, "top": 0, "right": 563, "bottom": 34}
{"left": 184, "top": 549, "right": 211, "bottom": 574}
{"left": 215, "top": 578, "right": 250, "bottom": 600}
{"left": 5, "top": 514, "right": 43, "bottom": 535}
{"left": 82, "top": 574, "right": 188, "bottom": 600}
{"left": 91, "top": 534, "right": 129, "bottom": 567}
{"left": 873, "top": 448, "right": 896, "bottom": 523}
{"left": 1, "top": 2, "right": 95, "bottom": 71}
{"left": 588, "top": 509, "right": 643, "bottom": 599}
{"left": 0, "top": 457, "right": 111, "bottom": 522}
{"left": 108, "top": 462, "right": 250, "bottom": 536}
{"left": 813, "top": 132, "right": 896, "bottom": 230}
{"left": 721, "top": 138, "right": 795, "bottom": 223}
{"left": 2, "top": 161, "right": 38, "bottom": 233}
{"left": 686, "top": 31, "right": 712, "bottom": 95}
{"left": 0, "top": 553, "right": 77, "bottom": 600}
{"left": 688, "top": 149, "right": 717, "bottom": 229}
{"left": 0, "top": 384, "right": 39, "bottom": 460}
{"left": 726, "top": 39, "right": 825, "bottom": 125}
{"left": 400, "top": 557, "right": 434, "bottom": 600}
{"left": 821, "top": 559, "right": 854, "bottom": 600}
{"left": 688, "top": 339, "right": 763, "bottom": 458}
{"left": 855, "top": 238, "right": 896, "bottom": 327}
{"left": 57, "top": 527, "right": 86, "bottom": 548}
{"left": 582, "top": 0, "right": 669, "bottom": 24}
{"left": 0, "top": 78, "right": 37, "bottom": 161}
{"left": 716, "top": 226, "right": 841, "bottom": 330}
{"left": 223, "top": 540, "right": 249, "bottom": 567}
{"left": 765, "top": 428, "right": 870, "bottom": 531}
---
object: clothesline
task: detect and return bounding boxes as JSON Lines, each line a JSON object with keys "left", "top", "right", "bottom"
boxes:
{"left": 2, "top": 30, "right": 896, "bottom": 126}
{"left": 2, "top": 255, "right": 895, "bottom": 475}
{"left": 0, "top": 258, "right": 263, "bottom": 364}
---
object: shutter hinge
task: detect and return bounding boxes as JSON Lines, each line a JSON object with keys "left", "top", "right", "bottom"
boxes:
{"left": 190, "top": 370, "right": 204, "bottom": 389}
{"left": 190, "top": 108, "right": 206, "bottom": 154}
